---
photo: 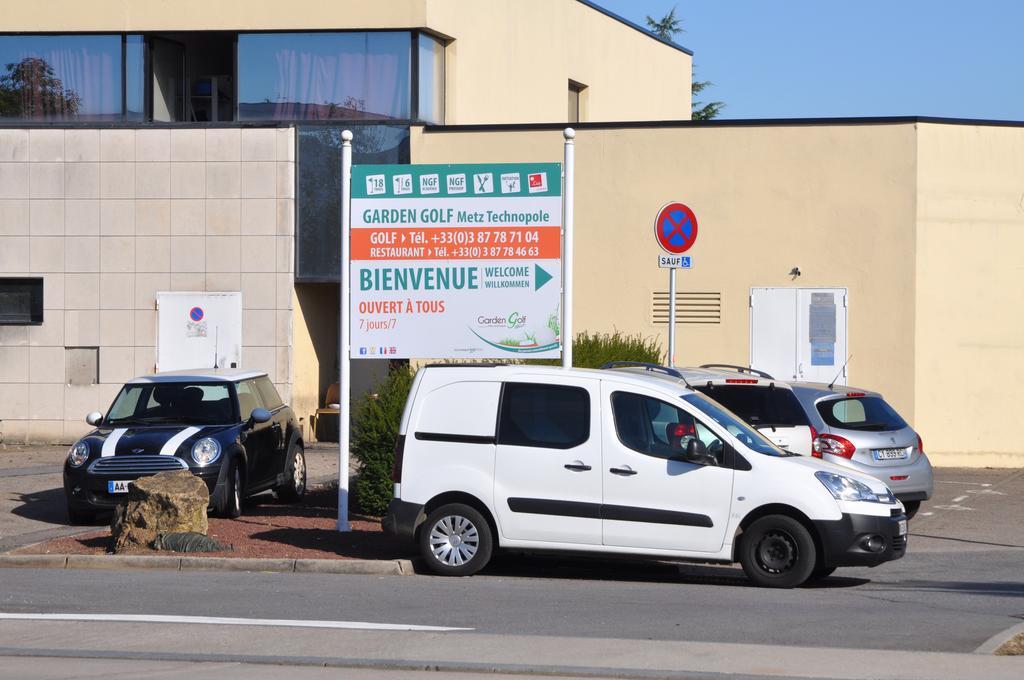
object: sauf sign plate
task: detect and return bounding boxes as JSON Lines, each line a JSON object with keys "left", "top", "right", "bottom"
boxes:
{"left": 351, "top": 163, "right": 562, "bottom": 359}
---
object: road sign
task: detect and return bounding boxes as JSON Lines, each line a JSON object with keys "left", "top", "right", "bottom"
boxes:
{"left": 350, "top": 162, "right": 563, "bottom": 359}
{"left": 654, "top": 202, "right": 698, "bottom": 254}
{"left": 658, "top": 255, "right": 692, "bottom": 269}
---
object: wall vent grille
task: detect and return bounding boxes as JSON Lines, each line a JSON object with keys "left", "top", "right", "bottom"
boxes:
{"left": 652, "top": 291, "right": 721, "bottom": 325}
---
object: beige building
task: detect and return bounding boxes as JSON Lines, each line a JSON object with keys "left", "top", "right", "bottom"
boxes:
{"left": 0, "top": 2, "right": 1020, "bottom": 467}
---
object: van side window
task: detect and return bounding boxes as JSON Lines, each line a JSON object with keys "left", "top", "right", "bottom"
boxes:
{"left": 611, "top": 391, "right": 724, "bottom": 464}
{"left": 497, "top": 382, "right": 589, "bottom": 449}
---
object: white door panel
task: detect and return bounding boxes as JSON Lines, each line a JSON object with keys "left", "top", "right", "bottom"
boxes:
{"left": 494, "top": 377, "right": 602, "bottom": 545}
{"left": 750, "top": 288, "right": 848, "bottom": 385}
{"left": 750, "top": 288, "right": 799, "bottom": 380}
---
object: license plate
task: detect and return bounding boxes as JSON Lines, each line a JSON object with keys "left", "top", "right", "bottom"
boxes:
{"left": 898, "top": 519, "right": 907, "bottom": 536}
{"left": 873, "top": 447, "right": 909, "bottom": 461}
{"left": 107, "top": 480, "right": 131, "bottom": 494}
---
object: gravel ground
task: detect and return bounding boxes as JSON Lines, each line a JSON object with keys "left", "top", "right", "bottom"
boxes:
{"left": 14, "top": 485, "right": 416, "bottom": 561}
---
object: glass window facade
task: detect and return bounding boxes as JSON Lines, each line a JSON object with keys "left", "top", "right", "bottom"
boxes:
{"left": 238, "top": 32, "right": 411, "bottom": 121}
{"left": 124, "top": 35, "right": 145, "bottom": 121}
{"left": 417, "top": 33, "right": 444, "bottom": 124}
{"left": 0, "top": 35, "right": 122, "bottom": 121}
{"left": 296, "top": 125, "right": 410, "bottom": 281}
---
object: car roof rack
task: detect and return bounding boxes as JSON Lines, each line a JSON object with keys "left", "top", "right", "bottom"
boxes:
{"left": 699, "top": 363, "right": 774, "bottom": 380}
{"left": 425, "top": 363, "right": 509, "bottom": 368}
{"left": 600, "top": 361, "right": 683, "bottom": 379}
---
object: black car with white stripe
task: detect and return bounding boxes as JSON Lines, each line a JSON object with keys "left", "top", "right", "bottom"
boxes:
{"left": 63, "top": 369, "right": 305, "bottom": 523}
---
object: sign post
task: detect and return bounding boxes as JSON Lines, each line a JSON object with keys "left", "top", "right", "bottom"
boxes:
{"left": 654, "top": 202, "right": 698, "bottom": 365}
{"left": 338, "top": 130, "right": 353, "bottom": 532}
{"left": 562, "top": 128, "right": 575, "bottom": 369}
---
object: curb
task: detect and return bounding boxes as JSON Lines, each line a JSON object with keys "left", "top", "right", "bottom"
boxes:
{"left": 975, "top": 620, "right": 1024, "bottom": 655}
{"left": 0, "top": 554, "right": 414, "bottom": 576}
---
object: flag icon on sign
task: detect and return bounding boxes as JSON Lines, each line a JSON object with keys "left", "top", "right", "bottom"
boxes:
{"left": 527, "top": 172, "right": 547, "bottom": 193}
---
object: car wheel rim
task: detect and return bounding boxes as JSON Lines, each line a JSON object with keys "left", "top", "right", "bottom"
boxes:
{"left": 756, "top": 530, "right": 798, "bottom": 574}
{"left": 293, "top": 451, "right": 305, "bottom": 492}
{"left": 428, "top": 515, "right": 480, "bottom": 567}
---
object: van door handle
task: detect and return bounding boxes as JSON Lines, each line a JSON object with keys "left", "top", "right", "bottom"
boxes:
{"left": 564, "top": 462, "right": 592, "bottom": 472}
{"left": 609, "top": 466, "right": 637, "bottom": 476}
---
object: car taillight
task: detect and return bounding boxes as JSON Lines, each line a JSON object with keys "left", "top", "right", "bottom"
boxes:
{"left": 810, "top": 425, "right": 820, "bottom": 458}
{"left": 815, "top": 433, "right": 856, "bottom": 459}
{"left": 391, "top": 434, "right": 406, "bottom": 483}
{"left": 725, "top": 379, "right": 758, "bottom": 384}
{"left": 846, "top": 392, "right": 866, "bottom": 397}
{"left": 916, "top": 434, "right": 924, "bottom": 453}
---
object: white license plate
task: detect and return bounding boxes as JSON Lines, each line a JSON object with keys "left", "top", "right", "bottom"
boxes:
{"left": 898, "top": 519, "right": 908, "bottom": 536}
{"left": 107, "top": 480, "right": 131, "bottom": 494}
{"left": 873, "top": 448, "right": 908, "bottom": 461}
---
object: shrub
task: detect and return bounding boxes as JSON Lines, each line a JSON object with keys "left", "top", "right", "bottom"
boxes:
{"left": 535, "top": 330, "right": 663, "bottom": 368}
{"left": 351, "top": 363, "right": 415, "bottom": 515}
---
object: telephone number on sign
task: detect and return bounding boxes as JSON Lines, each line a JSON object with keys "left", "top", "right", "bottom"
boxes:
{"left": 431, "top": 229, "right": 542, "bottom": 246}
{"left": 446, "top": 245, "right": 541, "bottom": 258}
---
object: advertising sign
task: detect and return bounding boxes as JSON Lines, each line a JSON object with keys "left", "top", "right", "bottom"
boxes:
{"left": 351, "top": 163, "right": 562, "bottom": 358}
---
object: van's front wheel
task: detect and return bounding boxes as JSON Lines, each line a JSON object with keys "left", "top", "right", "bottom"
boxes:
{"left": 739, "top": 515, "right": 816, "bottom": 588}
{"left": 419, "top": 503, "right": 493, "bottom": 576}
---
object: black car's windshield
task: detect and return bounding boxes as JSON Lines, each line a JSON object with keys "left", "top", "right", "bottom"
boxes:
{"left": 682, "top": 393, "right": 790, "bottom": 456}
{"left": 106, "top": 383, "right": 234, "bottom": 425}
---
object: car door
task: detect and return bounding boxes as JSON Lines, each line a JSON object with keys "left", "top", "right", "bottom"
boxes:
{"left": 493, "top": 377, "right": 602, "bottom": 546}
{"left": 601, "top": 383, "right": 734, "bottom": 553}
{"left": 255, "top": 376, "right": 289, "bottom": 475}
{"left": 235, "top": 379, "right": 274, "bottom": 488}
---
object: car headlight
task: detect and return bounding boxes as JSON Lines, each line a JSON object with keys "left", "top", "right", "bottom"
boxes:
{"left": 67, "top": 441, "right": 90, "bottom": 467}
{"left": 191, "top": 438, "right": 222, "bottom": 466}
{"left": 815, "top": 471, "right": 891, "bottom": 503}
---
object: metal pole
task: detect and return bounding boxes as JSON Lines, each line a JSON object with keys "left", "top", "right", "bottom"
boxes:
{"left": 562, "top": 128, "right": 575, "bottom": 369}
{"left": 668, "top": 268, "right": 677, "bottom": 365}
{"left": 337, "top": 130, "right": 353, "bottom": 532}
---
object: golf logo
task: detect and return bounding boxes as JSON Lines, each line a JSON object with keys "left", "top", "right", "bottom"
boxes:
{"left": 470, "top": 307, "right": 561, "bottom": 353}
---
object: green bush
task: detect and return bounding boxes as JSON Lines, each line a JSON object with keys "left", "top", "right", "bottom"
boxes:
{"left": 351, "top": 363, "right": 415, "bottom": 515}
{"left": 535, "top": 330, "right": 663, "bottom": 368}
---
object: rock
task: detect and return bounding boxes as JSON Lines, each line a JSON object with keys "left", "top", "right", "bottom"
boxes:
{"left": 111, "top": 470, "right": 210, "bottom": 553}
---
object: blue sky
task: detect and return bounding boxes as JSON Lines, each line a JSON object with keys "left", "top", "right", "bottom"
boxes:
{"left": 595, "top": 0, "right": 1022, "bottom": 120}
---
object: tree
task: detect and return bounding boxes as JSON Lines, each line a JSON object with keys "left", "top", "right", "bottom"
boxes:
{"left": 645, "top": 7, "right": 724, "bottom": 120}
{"left": 0, "top": 57, "right": 80, "bottom": 119}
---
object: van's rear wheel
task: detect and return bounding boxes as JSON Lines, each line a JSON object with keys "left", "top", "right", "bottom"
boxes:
{"left": 739, "top": 515, "right": 817, "bottom": 588}
{"left": 419, "top": 503, "right": 492, "bottom": 576}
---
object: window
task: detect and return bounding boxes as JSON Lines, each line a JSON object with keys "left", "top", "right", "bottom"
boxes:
{"left": 416, "top": 32, "right": 444, "bottom": 123}
{"left": 682, "top": 393, "right": 785, "bottom": 457}
{"left": 568, "top": 80, "right": 586, "bottom": 123}
{"left": 0, "top": 278, "right": 43, "bottom": 325}
{"left": 107, "top": 382, "right": 233, "bottom": 424}
{"left": 238, "top": 32, "right": 411, "bottom": 121}
{"left": 0, "top": 35, "right": 123, "bottom": 121}
{"left": 255, "top": 376, "right": 284, "bottom": 410}
{"left": 816, "top": 397, "right": 908, "bottom": 432}
{"left": 611, "top": 392, "right": 724, "bottom": 463}
{"left": 124, "top": 34, "right": 145, "bottom": 121}
{"left": 235, "top": 379, "right": 265, "bottom": 420}
{"left": 498, "top": 382, "right": 589, "bottom": 449}
{"left": 692, "top": 386, "right": 809, "bottom": 428}
{"left": 296, "top": 124, "right": 410, "bottom": 281}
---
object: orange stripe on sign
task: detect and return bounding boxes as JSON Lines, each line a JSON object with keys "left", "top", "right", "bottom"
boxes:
{"left": 352, "top": 226, "right": 562, "bottom": 260}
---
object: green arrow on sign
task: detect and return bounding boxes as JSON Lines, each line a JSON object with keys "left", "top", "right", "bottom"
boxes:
{"left": 535, "top": 264, "right": 553, "bottom": 291}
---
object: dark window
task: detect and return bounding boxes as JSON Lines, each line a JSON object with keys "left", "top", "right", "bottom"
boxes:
{"left": 611, "top": 392, "right": 724, "bottom": 463}
{"left": 416, "top": 32, "right": 444, "bottom": 124}
{"left": 498, "top": 382, "right": 589, "bottom": 449}
{"left": 0, "top": 278, "right": 43, "bottom": 325}
{"left": 0, "top": 35, "right": 123, "bottom": 121}
{"left": 107, "top": 382, "right": 233, "bottom": 424}
{"left": 255, "top": 375, "right": 284, "bottom": 410}
{"left": 235, "top": 379, "right": 266, "bottom": 420}
{"left": 816, "top": 397, "right": 908, "bottom": 432}
{"left": 238, "top": 32, "right": 411, "bottom": 121}
{"left": 692, "top": 386, "right": 809, "bottom": 428}
{"left": 567, "top": 80, "right": 585, "bottom": 123}
{"left": 296, "top": 124, "right": 409, "bottom": 281}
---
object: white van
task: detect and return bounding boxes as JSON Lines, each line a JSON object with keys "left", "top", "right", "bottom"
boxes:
{"left": 383, "top": 363, "right": 907, "bottom": 588}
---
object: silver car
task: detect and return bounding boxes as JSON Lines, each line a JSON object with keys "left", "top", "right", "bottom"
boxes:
{"left": 680, "top": 365, "right": 933, "bottom": 518}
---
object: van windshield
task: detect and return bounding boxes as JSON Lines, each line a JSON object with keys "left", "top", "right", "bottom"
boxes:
{"left": 681, "top": 393, "right": 790, "bottom": 457}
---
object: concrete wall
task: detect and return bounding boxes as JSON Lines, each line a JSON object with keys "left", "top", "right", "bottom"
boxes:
{"left": 411, "top": 122, "right": 921, "bottom": 422}
{"left": 0, "top": 127, "right": 295, "bottom": 444}
{"left": 1, "top": 0, "right": 692, "bottom": 125}
{"left": 915, "top": 123, "right": 1024, "bottom": 465}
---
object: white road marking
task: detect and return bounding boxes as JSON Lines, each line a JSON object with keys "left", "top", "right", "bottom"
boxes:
{"left": 931, "top": 504, "right": 974, "bottom": 511}
{"left": 966, "top": 489, "right": 1006, "bottom": 496}
{"left": 952, "top": 495, "right": 968, "bottom": 503}
{"left": 918, "top": 512, "right": 934, "bottom": 517}
{"left": 159, "top": 427, "right": 202, "bottom": 456}
{"left": 100, "top": 429, "right": 127, "bottom": 457}
{"left": 0, "top": 612, "right": 472, "bottom": 632}
{"left": 936, "top": 481, "right": 991, "bottom": 487}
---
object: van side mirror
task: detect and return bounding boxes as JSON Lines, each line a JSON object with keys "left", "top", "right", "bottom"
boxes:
{"left": 247, "top": 408, "right": 272, "bottom": 428}
{"left": 685, "top": 438, "right": 709, "bottom": 464}
{"left": 85, "top": 411, "right": 103, "bottom": 427}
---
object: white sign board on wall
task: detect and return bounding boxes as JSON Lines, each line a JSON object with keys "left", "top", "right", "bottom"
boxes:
{"left": 349, "top": 163, "right": 562, "bottom": 359}
{"left": 156, "top": 292, "right": 242, "bottom": 372}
